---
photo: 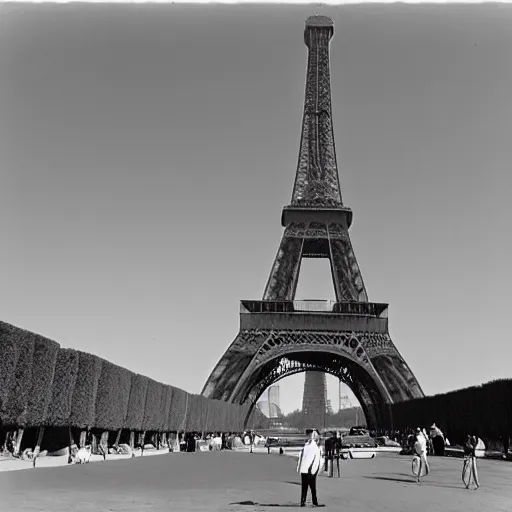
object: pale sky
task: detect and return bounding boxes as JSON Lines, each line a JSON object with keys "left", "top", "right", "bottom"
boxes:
{"left": 1, "top": 4, "right": 511, "bottom": 414}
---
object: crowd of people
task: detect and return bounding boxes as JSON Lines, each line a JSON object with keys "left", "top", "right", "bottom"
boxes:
{"left": 293, "top": 424, "right": 485, "bottom": 507}
{"left": 175, "top": 431, "right": 251, "bottom": 452}
{"left": 410, "top": 425, "right": 481, "bottom": 488}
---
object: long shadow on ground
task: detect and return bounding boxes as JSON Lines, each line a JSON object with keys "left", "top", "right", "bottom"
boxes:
{"left": 362, "top": 475, "right": 415, "bottom": 484}
{"left": 230, "top": 502, "right": 325, "bottom": 508}
{"left": 362, "top": 475, "right": 466, "bottom": 490}
{"left": 229, "top": 501, "right": 298, "bottom": 507}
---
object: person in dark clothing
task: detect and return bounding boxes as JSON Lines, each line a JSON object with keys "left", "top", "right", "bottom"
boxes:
{"left": 323, "top": 436, "right": 332, "bottom": 473}
{"left": 432, "top": 435, "right": 445, "bottom": 456}
{"left": 186, "top": 433, "right": 196, "bottom": 453}
{"left": 332, "top": 431, "right": 342, "bottom": 477}
{"left": 249, "top": 430, "right": 255, "bottom": 454}
{"left": 325, "top": 432, "right": 340, "bottom": 478}
{"left": 429, "top": 424, "right": 445, "bottom": 456}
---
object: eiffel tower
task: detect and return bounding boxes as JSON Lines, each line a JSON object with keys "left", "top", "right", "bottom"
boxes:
{"left": 302, "top": 372, "right": 328, "bottom": 429}
{"left": 202, "top": 15, "right": 424, "bottom": 430}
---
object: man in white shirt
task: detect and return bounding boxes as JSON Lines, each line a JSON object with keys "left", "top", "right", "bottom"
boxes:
{"left": 296, "top": 430, "right": 322, "bottom": 507}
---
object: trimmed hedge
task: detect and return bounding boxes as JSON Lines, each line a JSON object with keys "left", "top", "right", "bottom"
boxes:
{"left": 184, "top": 394, "right": 201, "bottom": 432}
{"left": 46, "top": 348, "right": 80, "bottom": 426}
{"left": 391, "top": 378, "right": 512, "bottom": 445}
{"left": 240, "top": 403, "right": 252, "bottom": 432}
{"left": 124, "top": 374, "right": 149, "bottom": 431}
{"left": 0, "top": 321, "right": 253, "bottom": 435}
{"left": 95, "top": 360, "right": 133, "bottom": 431}
{"left": 225, "top": 402, "right": 235, "bottom": 432}
{"left": 222, "top": 401, "right": 233, "bottom": 432}
{"left": 168, "top": 386, "right": 188, "bottom": 431}
{"left": 197, "top": 395, "right": 209, "bottom": 432}
{"left": 159, "top": 386, "right": 174, "bottom": 432}
{"left": 207, "top": 399, "right": 227, "bottom": 432}
{"left": 209, "top": 400, "right": 222, "bottom": 432}
{"left": 481, "top": 380, "right": 510, "bottom": 437}
{"left": 224, "top": 401, "right": 235, "bottom": 432}
{"left": 0, "top": 322, "right": 21, "bottom": 422}
{"left": 2, "top": 328, "right": 35, "bottom": 427}
{"left": 68, "top": 351, "right": 103, "bottom": 429}
{"left": 25, "top": 333, "right": 60, "bottom": 427}
{"left": 141, "top": 379, "right": 164, "bottom": 432}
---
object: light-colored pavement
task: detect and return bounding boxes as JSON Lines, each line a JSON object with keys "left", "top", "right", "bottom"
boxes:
{"left": 0, "top": 447, "right": 167, "bottom": 472}
{"left": 0, "top": 450, "right": 510, "bottom": 512}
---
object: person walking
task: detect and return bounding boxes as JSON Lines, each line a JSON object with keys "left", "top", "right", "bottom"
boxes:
{"left": 325, "top": 431, "right": 342, "bottom": 477}
{"left": 324, "top": 434, "right": 332, "bottom": 474}
{"left": 463, "top": 434, "right": 480, "bottom": 489}
{"left": 297, "top": 430, "right": 322, "bottom": 507}
{"left": 249, "top": 430, "right": 255, "bottom": 454}
{"left": 333, "top": 431, "right": 342, "bottom": 478}
{"left": 414, "top": 427, "right": 430, "bottom": 483}
{"left": 430, "top": 423, "right": 445, "bottom": 456}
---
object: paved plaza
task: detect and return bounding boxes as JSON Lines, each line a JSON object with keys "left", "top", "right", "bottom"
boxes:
{"left": 0, "top": 450, "right": 510, "bottom": 512}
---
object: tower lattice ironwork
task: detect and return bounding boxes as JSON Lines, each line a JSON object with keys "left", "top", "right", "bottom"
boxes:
{"left": 302, "top": 372, "right": 328, "bottom": 429}
{"left": 202, "top": 15, "right": 424, "bottom": 430}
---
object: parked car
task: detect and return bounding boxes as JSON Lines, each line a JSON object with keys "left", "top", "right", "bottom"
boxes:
{"left": 349, "top": 426, "right": 369, "bottom": 436}
{"left": 375, "top": 436, "right": 401, "bottom": 447}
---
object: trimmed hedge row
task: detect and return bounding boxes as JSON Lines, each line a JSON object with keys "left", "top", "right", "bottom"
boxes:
{"left": 168, "top": 387, "right": 188, "bottom": 431}
{"left": 68, "top": 351, "right": 103, "bottom": 429}
{"left": 391, "top": 379, "right": 512, "bottom": 444}
{"left": 5, "top": 335, "right": 34, "bottom": 427}
{"left": 0, "top": 322, "right": 19, "bottom": 416}
{"left": 185, "top": 394, "right": 202, "bottom": 432}
{"left": 125, "top": 374, "right": 149, "bottom": 431}
{"left": 95, "top": 360, "right": 133, "bottom": 431}
{"left": 160, "top": 385, "right": 174, "bottom": 432}
{"left": 26, "top": 334, "right": 60, "bottom": 427}
{"left": 46, "top": 348, "right": 80, "bottom": 426}
{"left": 3, "top": 321, "right": 510, "bottom": 443}
{"left": 141, "top": 379, "right": 164, "bottom": 432}
{"left": 0, "top": 321, "right": 250, "bottom": 434}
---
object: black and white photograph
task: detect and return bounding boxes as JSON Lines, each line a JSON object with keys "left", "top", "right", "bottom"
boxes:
{"left": 0, "top": 2, "right": 511, "bottom": 511}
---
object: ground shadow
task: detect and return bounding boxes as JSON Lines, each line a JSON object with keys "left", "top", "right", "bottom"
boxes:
{"left": 362, "top": 476, "right": 466, "bottom": 490}
{"left": 363, "top": 475, "right": 414, "bottom": 484}
{"left": 229, "top": 501, "right": 298, "bottom": 507}
{"left": 282, "top": 481, "right": 301, "bottom": 486}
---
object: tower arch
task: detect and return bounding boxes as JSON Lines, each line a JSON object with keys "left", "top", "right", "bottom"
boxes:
{"left": 233, "top": 350, "right": 392, "bottom": 430}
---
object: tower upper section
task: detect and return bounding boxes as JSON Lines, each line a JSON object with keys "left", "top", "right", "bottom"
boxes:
{"left": 284, "top": 16, "right": 351, "bottom": 226}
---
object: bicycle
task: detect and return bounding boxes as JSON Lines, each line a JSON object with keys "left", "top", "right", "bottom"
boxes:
{"left": 462, "top": 454, "right": 479, "bottom": 489}
{"left": 411, "top": 454, "right": 427, "bottom": 478}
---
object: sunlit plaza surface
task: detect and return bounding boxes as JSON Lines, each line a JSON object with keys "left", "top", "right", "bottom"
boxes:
{"left": 0, "top": 450, "right": 510, "bottom": 512}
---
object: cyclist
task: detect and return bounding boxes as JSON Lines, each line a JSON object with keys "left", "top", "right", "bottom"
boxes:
{"left": 413, "top": 427, "right": 430, "bottom": 483}
{"left": 463, "top": 434, "right": 480, "bottom": 489}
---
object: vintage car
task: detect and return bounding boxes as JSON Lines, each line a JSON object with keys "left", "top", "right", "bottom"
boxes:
{"left": 375, "top": 436, "right": 401, "bottom": 448}
{"left": 349, "top": 426, "right": 369, "bottom": 436}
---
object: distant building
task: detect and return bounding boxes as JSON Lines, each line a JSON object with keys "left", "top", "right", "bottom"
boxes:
{"left": 256, "top": 400, "right": 284, "bottom": 420}
{"left": 339, "top": 380, "right": 353, "bottom": 410}
{"left": 339, "top": 394, "right": 352, "bottom": 410}
{"left": 268, "top": 385, "right": 280, "bottom": 410}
